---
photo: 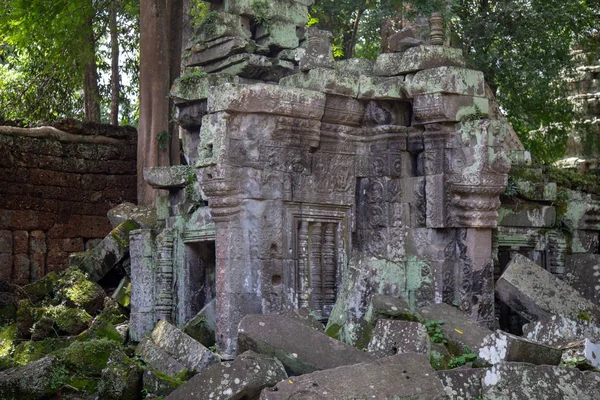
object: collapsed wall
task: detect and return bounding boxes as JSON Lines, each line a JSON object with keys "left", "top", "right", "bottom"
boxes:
{"left": 0, "top": 120, "right": 137, "bottom": 284}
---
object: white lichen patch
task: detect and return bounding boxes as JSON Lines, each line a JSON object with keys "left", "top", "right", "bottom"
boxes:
{"left": 478, "top": 331, "right": 508, "bottom": 365}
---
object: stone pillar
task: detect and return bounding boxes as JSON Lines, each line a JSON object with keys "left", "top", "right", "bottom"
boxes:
{"left": 130, "top": 229, "right": 156, "bottom": 341}
{"left": 154, "top": 229, "right": 174, "bottom": 322}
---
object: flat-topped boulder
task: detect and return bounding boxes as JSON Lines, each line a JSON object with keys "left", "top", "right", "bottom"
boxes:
{"left": 478, "top": 330, "right": 562, "bottom": 366}
{"left": 368, "top": 320, "right": 430, "bottom": 358}
{"left": 523, "top": 315, "right": 600, "bottom": 347}
{"left": 260, "top": 352, "right": 446, "bottom": 400}
{"left": 237, "top": 314, "right": 374, "bottom": 376}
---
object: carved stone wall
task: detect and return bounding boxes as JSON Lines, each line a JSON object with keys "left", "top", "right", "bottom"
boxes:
{"left": 136, "top": 1, "right": 513, "bottom": 357}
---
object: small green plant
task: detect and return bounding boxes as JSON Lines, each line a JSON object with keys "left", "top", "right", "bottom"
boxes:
{"left": 156, "top": 130, "right": 171, "bottom": 149}
{"left": 178, "top": 70, "right": 207, "bottom": 89}
{"left": 199, "top": 10, "right": 220, "bottom": 36}
{"left": 49, "top": 364, "right": 69, "bottom": 391}
{"left": 425, "top": 320, "right": 447, "bottom": 344}
{"left": 448, "top": 346, "right": 477, "bottom": 368}
{"left": 560, "top": 355, "right": 587, "bottom": 368}
{"left": 185, "top": 173, "right": 197, "bottom": 201}
{"left": 577, "top": 311, "right": 591, "bottom": 322}
{"left": 251, "top": 0, "right": 271, "bottom": 26}
{"left": 459, "top": 104, "right": 484, "bottom": 123}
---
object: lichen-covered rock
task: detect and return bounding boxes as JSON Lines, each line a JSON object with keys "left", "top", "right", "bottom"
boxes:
{"left": 368, "top": 320, "right": 430, "bottom": 358}
{"left": 419, "top": 303, "right": 493, "bottom": 361}
{"left": 12, "top": 338, "right": 74, "bottom": 365}
{"left": 47, "top": 304, "right": 92, "bottom": 335}
{"left": 151, "top": 320, "right": 219, "bottom": 374}
{"left": 496, "top": 254, "right": 600, "bottom": 322}
{"left": 260, "top": 353, "right": 446, "bottom": 400}
{"left": 54, "top": 268, "right": 106, "bottom": 315}
{"left": 107, "top": 201, "right": 157, "bottom": 229}
{"left": 478, "top": 330, "right": 562, "bottom": 366}
{"left": 59, "top": 338, "right": 122, "bottom": 376}
{"left": 437, "top": 368, "right": 487, "bottom": 400}
{"left": 374, "top": 45, "right": 466, "bottom": 76}
{"left": 237, "top": 314, "right": 373, "bottom": 376}
{"left": 143, "top": 369, "right": 186, "bottom": 398}
{"left": 20, "top": 272, "right": 60, "bottom": 303}
{"left": 70, "top": 220, "right": 140, "bottom": 282}
{"left": 166, "top": 351, "right": 287, "bottom": 400}
{"left": 281, "top": 308, "right": 325, "bottom": 332}
{"left": 136, "top": 338, "right": 189, "bottom": 379}
{"left": 0, "top": 356, "right": 65, "bottom": 400}
{"left": 96, "top": 350, "right": 143, "bottom": 400}
{"left": 144, "top": 165, "right": 196, "bottom": 189}
{"left": 481, "top": 362, "right": 600, "bottom": 399}
{"left": 523, "top": 315, "right": 600, "bottom": 347}
{"left": 30, "top": 316, "right": 56, "bottom": 341}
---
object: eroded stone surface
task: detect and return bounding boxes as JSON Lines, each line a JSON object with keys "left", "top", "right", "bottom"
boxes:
{"left": 564, "top": 253, "right": 600, "bottom": 306}
{"left": 260, "top": 353, "right": 446, "bottom": 400}
{"left": 561, "top": 339, "right": 600, "bottom": 369}
{"left": 481, "top": 362, "right": 600, "bottom": 400}
{"left": 165, "top": 351, "right": 287, "bottom": 400}
{"left": 437, "top": 368, "right": 487, "bottom": 400}
{"left": 107, "top": 202, "right": 156, "bottom": 229}
{"left": 136, "top": 338, "right": 188, "bottom": 379}
{"left": 496, "top": 254, "right": 600, "bottom": 322}
{"left": 368, "top": 319, "right": 430, "bottom": 358}
{"left": 478, "top": 330, "right": 562, "bottom": 366}
{"left": 151, "top": 320, "right": 219, "bottom": 374}
{"left": 523, "top": 315, "right": 600, "bottom": 347}
{"left": 237, "top": 314, "right": 373, "bottom": 376}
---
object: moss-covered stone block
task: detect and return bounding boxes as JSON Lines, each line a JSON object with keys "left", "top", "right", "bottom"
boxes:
{"left": 59, "top": 339, "right": 122, "bottom": 377}
{"left": 97, "top": 350, "right": 143, "bottom": 400}
{"left": 20, "top": 272, "right": 60, "bottom": 303}
{"left": 55, "top": 268, "right": 106, "bottom": 315}
{"left": 47, "top": 305, "right": 92, "bottom": 336}
{"left": 12, "top": 338, "right": 74, "bottom": 365}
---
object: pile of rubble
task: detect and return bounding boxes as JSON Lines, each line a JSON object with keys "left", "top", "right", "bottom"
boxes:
{"left": 1, "top": 205, "right": 599, "bottom": 399}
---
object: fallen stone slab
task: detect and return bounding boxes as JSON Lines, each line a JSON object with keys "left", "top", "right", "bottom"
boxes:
{"left": 419, "top": 303, "right": 493, "bottom": 358}
{"left": 136, "top": 338, "right": 188, "bottom": 379}
{"left": 165, "top": 351, "right": 287, "bottom": 400}
{"left": 70, "top": 220, "right": 140, "bottom": 282}
{"left": 561, "top": 338, "right": 600, "bottom": 370}
{"left": 523, "top": 315, "right": 600, "bottom": 347}
{"left": 496, "top": 254, "right": 600, "bottom": 322}
{"left": 481, "top": 362, "right": 600, "bottom": 400}
{"left": 367, "top": 319, "right": 430, "bottom": 358}
{"left": 260, "top": 353, "right": 447, "bottom": 400}
{"left": 151, "top": 320, "right": 219, "bottom": 374}
{"left": 143, "top": 370, "right": 185, "bottom": 398}
{"left": 437, "top": 368, "right": 487, "bottom": 400}
{"left": 280, "top": 308, "right": 324, "bottom": 332}
{"left": 478, "top": 330, "right": 562, "bottom": 366}
{"left": 373, "top": 45, "right": 466, "bottom": 76}
{"left": 237, "top": 314, "right": 374, "bottom": 376}
{"left": 107, "top": 202, "right": 156, "bottom": 229}
{"left": 0, "top": 356, "right": 63, "bottom": 400}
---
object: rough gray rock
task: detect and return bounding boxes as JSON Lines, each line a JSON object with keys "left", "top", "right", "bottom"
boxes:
{"left": 237, "top": 314, "right": 373, "bottom": 376}
{"left": 165, "top": 351, "right": 287, "bottom": 400}
{"left": 564, "top": 253, "right": 600, "bottom": 306}
{"left": 437, "top": 368, "right": 487, "bottom": 400}
{"left": 107, "top": 202, "right": 156, "bottom": 229}
{"left": 478, "top": 330, "right": 563, "bottom": 366}
{"left": 260, "top": 353, "right": 446, "bottom": 400}
{"left": 69, "top": 220, "right": 140, "bottom": 282}
{"left": 151, "top": 320, "right": 219, "bottom": 374}
{"left": 367, "top": 320, "right": 430, "bottom": 358}
{"left": 496, "top": 254, "right": 600, "bottom": 322}
{"left": 481, "top": 362, "right": 600, "bottom": 399}
{"left": 136, "top": 338, "right": 189, "bottom": 379}
{"left": 0, "top": 356, "right": 63, "bottom": 400}
{"left": 523, "top": 315, "right": 600, "bottom": 347}
{"left": 183, "top": 299, "right": 217, "bottom": 348}
{"left": 419, "top": 303, "right": 493, "bottom": 358}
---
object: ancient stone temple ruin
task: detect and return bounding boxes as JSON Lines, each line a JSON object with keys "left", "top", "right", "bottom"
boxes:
{"left": 130, "top": 0, "right": 600, "bottom": 360}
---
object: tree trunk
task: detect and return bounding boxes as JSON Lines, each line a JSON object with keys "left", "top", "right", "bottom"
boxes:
{"left": 138, "top": 0, "right": 183, "bottom": 206}
{"left": 83, "top": 12, "right": 101, "bottom": 123}
{"left": 109, "top": 0, "right": 120, "bottom": 126}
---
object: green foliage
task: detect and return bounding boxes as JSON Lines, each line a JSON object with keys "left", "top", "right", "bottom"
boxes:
{"left": 425, "top": 320, "right": 447, "bottom": 344}
{"left": 448, "top": 346, "right": 477, "bottom": 368}
{"left": 251, "top": 0, "right": 271, "bottom": 26}
{"left": 0, "top": 0, "right": 140, "bottom": 124}
{"left": 560, "top": 355, "right": 588, "bottom": 368}
{"left": 451, "top": 0, "right": 599, "bottom": 162}
{"left": 188, "top": 0, "right": 211, "bottom": 29}
{"left": 156, "top": 130, "right": 171, "bottom": 149}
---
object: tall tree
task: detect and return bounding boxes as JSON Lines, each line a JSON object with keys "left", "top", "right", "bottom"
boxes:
{"left": 137, "top": 0, "right": 183, "bottom": 206}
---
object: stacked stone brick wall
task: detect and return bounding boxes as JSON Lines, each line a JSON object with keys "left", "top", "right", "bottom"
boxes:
{"left": 0, "top": 120, "right": 137, "bottom": 284}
